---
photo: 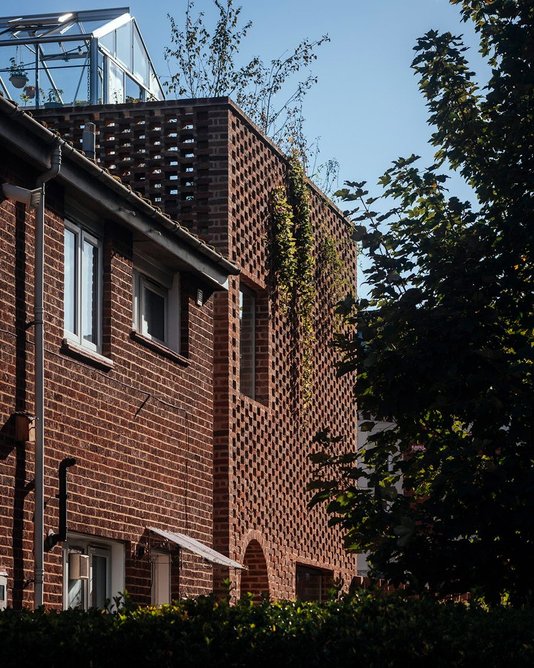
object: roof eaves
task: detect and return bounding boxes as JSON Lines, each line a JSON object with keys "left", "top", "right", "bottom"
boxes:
{"left": 0, "top": 95, "right": 239, "bottom": 277}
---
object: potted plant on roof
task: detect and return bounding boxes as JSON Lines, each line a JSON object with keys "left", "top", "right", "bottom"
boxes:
{"left": 9, "top": 57, "right": 28, "bottom": 89}
{"left": 44, "top": 88, "right": 63, "bottom": 108}
{"left": 23, "top": 84, "right": 36, "bottom": 100}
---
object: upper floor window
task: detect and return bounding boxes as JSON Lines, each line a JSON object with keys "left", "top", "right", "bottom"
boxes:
{"left": 64, "top": 220, "right": 102, "bottom": 352}
{"left": 133, "top": 254, "right": 181, "bottom": 353}
{"left": 239, "top": 286, "right": 256, "bottom": 399}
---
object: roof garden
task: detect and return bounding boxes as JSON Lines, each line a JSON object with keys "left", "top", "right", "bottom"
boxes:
{"left": 0, "top": 8, "right": 164, "bottom": 108}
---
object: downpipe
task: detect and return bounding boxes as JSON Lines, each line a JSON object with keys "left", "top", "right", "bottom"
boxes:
{"left": 34, "top": 145, "right": 61, "bottom": 609}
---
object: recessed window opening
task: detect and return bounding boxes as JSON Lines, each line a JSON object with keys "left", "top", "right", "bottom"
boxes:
{"left": 296, "top": 564, "right": 333, "bottom": 602}
{"left": 133, "top": 254, "right": 180, "bottom": 353}
{"left": 239, "top": 286, "right": 256, "bottom": 399}
{"left": 63, "top": 534, "right": 124, "bottom": 611}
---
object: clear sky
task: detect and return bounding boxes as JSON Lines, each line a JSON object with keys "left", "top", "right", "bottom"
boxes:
{"left": 4, "top": 1, "right": 487, "bottom": 185}
{"left": 4, "top": 1, "right": 487, "bottom": 286}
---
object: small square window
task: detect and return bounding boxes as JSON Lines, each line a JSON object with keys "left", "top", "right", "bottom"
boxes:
{"left": 296, "top": 565, "right": 333, "bottom": 602}
{"left": 133, "top": 258, "right": 180, "bottom": 353}
{"left": 64, "top": 221, "right": 102, "bottom": 352}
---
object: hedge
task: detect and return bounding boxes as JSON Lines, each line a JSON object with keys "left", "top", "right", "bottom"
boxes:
{"left": 1, "top": 592, "right": 533, "bottom": 667}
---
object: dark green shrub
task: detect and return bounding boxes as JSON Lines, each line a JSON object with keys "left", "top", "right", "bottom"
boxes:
{"left": 1, "top": 592, "right": 533, "bottom": 667}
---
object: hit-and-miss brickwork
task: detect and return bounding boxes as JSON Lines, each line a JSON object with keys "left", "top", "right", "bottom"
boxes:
{"left": 2, "top": 96, "right": 357, "bottom": 604}
{"left": 36, "top": 98, "right": 358, "bottom": 599}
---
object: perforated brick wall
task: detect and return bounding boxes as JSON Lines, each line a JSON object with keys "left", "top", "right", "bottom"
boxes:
{"left": 36, "top": 98, "right": 358, "bottom": 599}
{"left": 36, "top": 100, "right": 230, "bottom": 250}
{"left": 225, "top": 112, "right": 357, "bottom": 597}
{"left": 0, "top": 148, "right": 219, "bottom": 608}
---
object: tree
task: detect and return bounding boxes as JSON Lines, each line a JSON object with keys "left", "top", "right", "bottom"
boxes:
{"left": 310, "top": 0, "right": 533, "bottom": 605}
{"left": 164, "top": 0, "right": 331, "bottom": 168}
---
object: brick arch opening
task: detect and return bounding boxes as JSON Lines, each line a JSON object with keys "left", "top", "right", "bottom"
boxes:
{"left": 240, "top": 539, "right": 269, "bottom": 601}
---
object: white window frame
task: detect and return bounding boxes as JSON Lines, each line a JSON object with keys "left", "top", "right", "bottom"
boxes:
{"left": 133, "top": 255, "right": 180, "bottom": 353}
{"left": 64, "top": 219, "right": 103, "bottom": 352}
{"left": 63, "top": 534, "right": 124, "bottom": 611}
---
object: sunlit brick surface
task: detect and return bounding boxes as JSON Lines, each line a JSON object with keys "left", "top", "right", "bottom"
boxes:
{"left": 35, "top": 98, "right": 358, "bottom": 599}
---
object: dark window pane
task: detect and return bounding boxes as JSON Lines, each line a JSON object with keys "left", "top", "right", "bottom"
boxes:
{"left": 296, "top": 565, "right": 333, "bottom": 602}
{"left": 91, "top": 554, "right": 108, "bottom": 609}
{"left": 240, "top": 288, "right": 255, "bottom": 398}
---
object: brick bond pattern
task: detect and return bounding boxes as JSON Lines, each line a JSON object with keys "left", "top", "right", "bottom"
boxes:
{"left": 0, "top": 154, "right": 217, "bottom": 607}
{"left": 33, "top": 99, "right": 357, "bottom": 599}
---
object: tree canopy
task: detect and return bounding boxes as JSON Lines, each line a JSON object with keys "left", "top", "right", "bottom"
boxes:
{"left": 310, "top": 0, "right": 533, "bottom": 605}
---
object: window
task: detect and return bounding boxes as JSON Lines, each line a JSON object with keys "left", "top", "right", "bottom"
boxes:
{"left": 295, "top": 565, "right": 333, "bottom": 602}
{"left": 239, "top": 287, "right": 256, "bottom": 399}
{"left": 63, "top": 534, "right": 124, "bottom": 610}
{"left": 64, "top": 221, "right": 102, "bottom": 351}
{"left": 133, "top": 256, "right": 180, "bottom": 353}
{"left": 239, "top": 284, "right": 269, "bottom": 404}
{"left": 137, "top": 275, "right": 167, "bottom": 342}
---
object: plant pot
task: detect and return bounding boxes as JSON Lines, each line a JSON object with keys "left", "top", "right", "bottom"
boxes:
{"left": 23, "top": 85, "right": 36, "bottom": 99}
{"left": 10, "top": 74, "right": 28, "bottom": 89}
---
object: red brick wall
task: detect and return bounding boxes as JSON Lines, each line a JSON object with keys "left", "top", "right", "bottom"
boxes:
{"left": 35, "top": 99, "right": 358, "bottom": 600}
{"left": 0, "top": 149, "right": 217, "bottom": 608}
{"left": 226, "top": 112, "right": 357, "bottom": 598}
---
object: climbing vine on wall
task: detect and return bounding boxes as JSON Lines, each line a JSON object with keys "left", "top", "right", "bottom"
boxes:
{"left": 271, "top": 156, "right": 354, "bottom": 407}
{"left": 270, "top": 186, "right": 297, "bottom": 314}
{"left": 288, "top": 152, "right": 316, "bottom": 406}
{"left": 317, "top": 231, "right": 351, "bottom": 332}
{"left": 270, "top": 151, "right": 317, "bottom": 406}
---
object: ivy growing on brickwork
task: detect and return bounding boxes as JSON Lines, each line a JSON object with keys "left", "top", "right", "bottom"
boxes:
{"left": 270, "top": 153, "right": 316, "bottom": 406}
{"left": 271, "top": 154, "right": 350, "bottom": 406}
{"left": 317, "top": 233, "right": 348, "bottom": 311}
{"left": 270, "top": 186, "right": 297, "bottom": 314}
{"left": 287, "top": 152, "right": 316, "bottom": 406}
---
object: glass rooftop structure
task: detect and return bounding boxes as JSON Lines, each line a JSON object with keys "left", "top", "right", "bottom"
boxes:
{"left": 0, "top": 8, "right": 164, "bottom": 108}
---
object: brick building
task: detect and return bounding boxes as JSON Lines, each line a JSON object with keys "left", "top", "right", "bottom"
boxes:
{"left": 0, "top": 92, "right": 356, "bottom": 609}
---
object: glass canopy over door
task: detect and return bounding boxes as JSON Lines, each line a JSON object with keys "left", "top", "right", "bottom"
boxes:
{"left": 0, "top": 8, "right": 164, "bottom": 108}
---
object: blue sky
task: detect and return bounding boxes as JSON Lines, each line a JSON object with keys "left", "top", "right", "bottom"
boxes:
{"left": 4, "top": 1, "right": 487, "bottom": 286}
{"left": 4, "top": 1, "right": 487, "bottom": 185}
